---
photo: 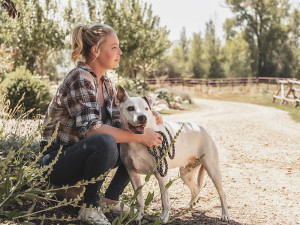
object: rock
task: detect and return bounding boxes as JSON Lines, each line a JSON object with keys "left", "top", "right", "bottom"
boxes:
{"left": 170, "top": 102, "right": 184, "bottom": 110}
{"left": 153, "top": 103, "right": 169, "bottom": 112}
{"left": 174, "top": 95, "right": 182, "bottom": 103}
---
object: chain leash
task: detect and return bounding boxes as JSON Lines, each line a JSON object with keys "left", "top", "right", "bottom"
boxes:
{"left": 147, "top": 126, "right": 175, "bottom": 177}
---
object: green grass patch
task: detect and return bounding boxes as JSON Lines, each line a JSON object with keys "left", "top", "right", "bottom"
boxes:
{"left": 199, "top": 90, "right": 300, "bottom": 123}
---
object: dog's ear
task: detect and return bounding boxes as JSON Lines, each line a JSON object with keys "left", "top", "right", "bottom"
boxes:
{"left": 142, "top": 96, "right": 156, "bottom": 110}
{"left": 117, "top": 85, "right": 128, "bottom": 103}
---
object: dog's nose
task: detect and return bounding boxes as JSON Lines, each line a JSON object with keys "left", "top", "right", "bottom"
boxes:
{"left": 138, "top": 115, "right": 147, "bottom": 124}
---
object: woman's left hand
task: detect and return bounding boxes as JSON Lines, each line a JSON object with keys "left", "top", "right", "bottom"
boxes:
{"left": 152, "top": 110, "right": 163, "bottom": 125}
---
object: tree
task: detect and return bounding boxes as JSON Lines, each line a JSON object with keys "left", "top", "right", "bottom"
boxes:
{"left": 100, "top": 0, "right": 171, "bottom": 79}
{"left": 0, "top": 0, "right": 67, "bottom": 76}
{"left": 187, "top": 32, "right": 205, "bottom": 78}
{"left": 225, "top": 0, "right": 300, "bottom": 77}
{"left": 172, "top": 27, "right": 190, "bottom": 77}
{"left": 0, "top": 43, "right": 14, "bottom": 82}
{"left": 223, "top": 32, "right": 252, "bottom": 77}
{"left": 0, "top": 0, "right": 20, "bottom": 19}
{"left": 203, "top": 20, "right": 225, "bottom": 78}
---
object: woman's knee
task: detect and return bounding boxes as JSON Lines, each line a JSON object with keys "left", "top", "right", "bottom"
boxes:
{"left": 88, "top": 133, "right": 118, "bottom": 159}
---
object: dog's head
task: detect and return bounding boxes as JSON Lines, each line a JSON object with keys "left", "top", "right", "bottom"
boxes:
{"left": 117, "top": 85, "right": 155, "bottom": 134}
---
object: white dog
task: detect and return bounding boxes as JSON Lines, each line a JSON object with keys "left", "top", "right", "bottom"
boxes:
{"left": 116, "top": 86, "right": 230, "bottom": 223}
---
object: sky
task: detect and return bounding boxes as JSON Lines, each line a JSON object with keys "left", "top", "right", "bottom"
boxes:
{"left": 142, "top": 0, "right": 234, "bottom": 41}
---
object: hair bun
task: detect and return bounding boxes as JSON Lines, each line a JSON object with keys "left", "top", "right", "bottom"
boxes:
{"left": 82, "top": 26, "right": 88, "bottom": 32}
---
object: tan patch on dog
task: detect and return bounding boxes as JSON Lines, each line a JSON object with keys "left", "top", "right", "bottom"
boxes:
{"left": 185, "top": 157, "right": 199, "bottom": 169}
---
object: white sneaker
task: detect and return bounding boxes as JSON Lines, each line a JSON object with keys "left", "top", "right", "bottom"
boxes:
{"left": 79, "top": 207, "right": 111, "bottom": 225}
{"left": 100, "top": 201, "right": 138, "bottom": 215}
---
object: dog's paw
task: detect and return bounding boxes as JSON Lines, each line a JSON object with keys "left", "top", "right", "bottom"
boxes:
{"left": 136, "top": 213, "right": 143, "bottom": 221}
{"left": 160, "top": 212, "right": 169, "bottom": 224}
{"left": 221, "top": 213, "right": 230, "bottom": 222}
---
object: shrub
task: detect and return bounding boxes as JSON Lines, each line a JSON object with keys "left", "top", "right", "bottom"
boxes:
{"left": 1, "top": 66, "right": 52, "bottom": 115}
{"left": 119, "top": 79, "right": 150, "bottom": 96}
{"left": 154, "top": 88, "right": 174, "bottom": 104}
{"left": 179, "top": 92, "right": 192, "bottom": 104}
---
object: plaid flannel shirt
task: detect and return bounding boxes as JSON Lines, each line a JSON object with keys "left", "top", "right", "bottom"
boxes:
{"left": 41, "top": 62, "right": 121, "bottom": 146}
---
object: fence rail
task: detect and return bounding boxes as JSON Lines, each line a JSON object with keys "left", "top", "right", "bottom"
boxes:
{"left": 145, "top": 77, "right": 296, "bottom": 86}
{"left": 145, "top": 77, "right": 299, "bottom": 92}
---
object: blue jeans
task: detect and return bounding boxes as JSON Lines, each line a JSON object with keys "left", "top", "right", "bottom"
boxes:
{"left": 40, "top": 133, "right": 130, "bottom": 207}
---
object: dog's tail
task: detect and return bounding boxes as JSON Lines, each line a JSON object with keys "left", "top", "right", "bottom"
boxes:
{"left": 197, "top": 165, "right": 205, "bottom": 189}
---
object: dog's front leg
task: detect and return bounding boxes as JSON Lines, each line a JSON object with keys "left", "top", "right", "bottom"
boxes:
{"left": 127, "top": 170, "right": 144, "bottom": 221}
{"left": 154, "top": 173, "right": 170, "bottom": 223}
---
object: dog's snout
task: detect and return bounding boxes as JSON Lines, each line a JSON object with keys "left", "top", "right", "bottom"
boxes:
{"left": 138, "top": 115, "right": 147, "bottom": 124}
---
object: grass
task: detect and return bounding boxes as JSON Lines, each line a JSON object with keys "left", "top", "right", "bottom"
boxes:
{"left": 196, "top": 87, "right": 300, "bottom": 123}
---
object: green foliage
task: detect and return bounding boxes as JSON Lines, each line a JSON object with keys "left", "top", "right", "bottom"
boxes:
{"left": 154, "top": 88, "right": 174, "bottom": 104}
{"left": 223, "top": 33, "right": 252, "bottom": 77}
{"left": 0, "top": 0, "right": 67, "bottom": 75}
{"left": 179, "top": 92, "right": 192, "bottom": 104}
{"left": 172, "top": 27, "right": 190, "bottom": 77}
{"left": 170, "top": 21, "right": 225, "bottom": 78}
{"left": 119, "top": 79, "right": 150, "bottom": 96}
{"left": 1, "top": 66, "right": 52, "bottom": 114}
{"left": 101, "top": 0, "right": 171, "bottom": 79}
{"left": 188, "top": 32, "right": 205, "bottom": 78}
{"left": 225, "top": 0, "right": 300, "bottom": 77}
{"left": 0, "top": 43, "right": 14, "bottom": 83}
{"left": 203, "top": 20, "right": 225, "bottom": 78}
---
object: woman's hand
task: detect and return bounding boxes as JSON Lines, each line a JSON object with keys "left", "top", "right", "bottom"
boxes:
{"left": 140, "top": 128, "right": 162, "bottom": 148}
{"left": 152, "top": 110, "right": 163, "bottom": 125}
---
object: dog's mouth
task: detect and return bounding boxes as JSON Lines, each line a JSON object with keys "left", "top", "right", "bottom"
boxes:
{"left": 128, "top": 123, "right": 146, "bottom": 134}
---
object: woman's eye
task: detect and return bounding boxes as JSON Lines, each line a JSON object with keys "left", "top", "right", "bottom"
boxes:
{"left": 127, "top": 106, "right": 135, "bottom": 111}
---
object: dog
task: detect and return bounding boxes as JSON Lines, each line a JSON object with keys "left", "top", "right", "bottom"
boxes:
{"left": 116, "top": 85, "right": 230, "bottom": 223}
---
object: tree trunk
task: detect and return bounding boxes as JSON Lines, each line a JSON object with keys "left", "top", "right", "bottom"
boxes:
{"left": 40, "top": 57, "right": 44, "bottom": 77}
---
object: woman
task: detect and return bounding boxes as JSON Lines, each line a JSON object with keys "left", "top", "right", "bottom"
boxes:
{"left": 40, "top": 24, "right": 162, "bottom": 225}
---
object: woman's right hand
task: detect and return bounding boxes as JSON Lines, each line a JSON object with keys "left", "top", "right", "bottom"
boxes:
{"left": 140, "top": 128, "right": 162, "bottom": 148}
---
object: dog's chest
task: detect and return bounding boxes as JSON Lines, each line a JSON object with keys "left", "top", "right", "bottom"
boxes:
{"left": 121, "top": 143, "right": 156, "bottom": 174}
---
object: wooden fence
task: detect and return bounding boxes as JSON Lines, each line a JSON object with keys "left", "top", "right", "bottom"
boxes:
{"left": 273, "top": 80, "right": 300, "bottom": 107}
{"left": 145, "top": 77, "right": 299, "bottom": 93}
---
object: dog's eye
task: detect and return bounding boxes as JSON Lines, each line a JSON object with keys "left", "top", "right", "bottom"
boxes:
{"left": 127, "top": 106, "right": 135, "bottom": 111}
{"left": 145, "top": 107, "right": 149, "bottom": 111}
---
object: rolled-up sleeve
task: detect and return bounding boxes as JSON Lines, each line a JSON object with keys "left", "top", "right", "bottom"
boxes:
{"left": 66, "top": 74, "right": 102, "bottom": 137}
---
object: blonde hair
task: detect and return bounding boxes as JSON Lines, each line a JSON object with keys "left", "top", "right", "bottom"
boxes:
{"left": 71, "top": 24, "right": 114, "bottom": 63}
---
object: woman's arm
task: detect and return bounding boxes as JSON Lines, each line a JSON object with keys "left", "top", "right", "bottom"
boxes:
{"left": 86, "top": 125, "right": 162, "bottom": 147}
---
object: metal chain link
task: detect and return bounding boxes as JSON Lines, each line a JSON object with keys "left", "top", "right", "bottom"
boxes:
{"left": 147, "top": 126, "right": 175, "bottom": 177}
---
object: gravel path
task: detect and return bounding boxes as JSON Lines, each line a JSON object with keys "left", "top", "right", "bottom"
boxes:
{"left": 147, "top": 98, "right": 300, "bottom": 225}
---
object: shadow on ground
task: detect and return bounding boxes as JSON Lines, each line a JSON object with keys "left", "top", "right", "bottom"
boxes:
{"left": 140, "top": 208, "right": 241, "bottom": 225}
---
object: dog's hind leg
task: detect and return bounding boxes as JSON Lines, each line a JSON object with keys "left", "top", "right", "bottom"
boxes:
{"left": 127, "top": 170, "right": 144, "bottom": 221}
{"left": 180, "top": 164, "right": 203, "bottom": 207}
{"left": 203, "top": 160, "right": 230, "bottom": 222}
{"left": 154, "top": 173, "right": 170, "bottom": 224}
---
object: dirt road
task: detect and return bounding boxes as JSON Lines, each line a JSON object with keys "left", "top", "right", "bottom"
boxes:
{"left": 146, "top": 98, "right": 300, "bottom": 225}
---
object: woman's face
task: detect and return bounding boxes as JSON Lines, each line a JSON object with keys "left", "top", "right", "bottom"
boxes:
{"left": 97, "top": 32, "right": 122, "bottom": 70}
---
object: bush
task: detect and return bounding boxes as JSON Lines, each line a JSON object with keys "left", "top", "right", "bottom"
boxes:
{"left": 1, "top": 66, "right": 52, "bottom": 115}
{"left": 154, "top": 88, "right": 174, "bottom": 104}
{"left": 179, "top": 92, "right": 192, "bottom": 104}
{"left": 119, "top": 79, "right": 150, "bottom": 96}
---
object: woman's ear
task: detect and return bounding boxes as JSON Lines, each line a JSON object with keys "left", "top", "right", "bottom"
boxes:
{"left": 91, "top": 45, "right": 100, "bottom": 57}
